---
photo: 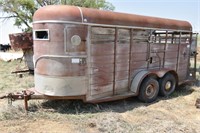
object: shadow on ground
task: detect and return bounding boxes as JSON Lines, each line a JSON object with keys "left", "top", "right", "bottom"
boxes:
{"left": 28, "top": 85, "right": 195, "bottom": 114}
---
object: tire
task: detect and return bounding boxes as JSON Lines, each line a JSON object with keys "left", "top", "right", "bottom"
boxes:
{"left": 159, "top": 73, "right": 176, "bottom": 97}
{"left": 138, "top": 77, "right": 159, "bottom": 103}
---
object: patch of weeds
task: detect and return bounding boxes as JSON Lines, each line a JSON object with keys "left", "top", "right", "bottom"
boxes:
{"left": 170, "top": 85, "right": 194, "bottom": 98}
{"left": 37, "top": 100, "right": 104, "bottom": 114}
{"left": 23, "top": 100, "right": 113, "bottom": 122}
{"left": 90, "top": 113, "right": 134, "bottom": 133}
{"left": 0, "top": 105, "right": 26, "bottom": 121}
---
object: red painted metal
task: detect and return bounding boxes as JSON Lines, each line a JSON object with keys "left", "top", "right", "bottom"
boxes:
{"left": 33, "top": 5, "right": 192, "bottom": 31}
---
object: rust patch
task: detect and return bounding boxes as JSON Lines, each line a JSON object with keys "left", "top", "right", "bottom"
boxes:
{"left": 9, "top": 32, "right": 33, "bottom": 51}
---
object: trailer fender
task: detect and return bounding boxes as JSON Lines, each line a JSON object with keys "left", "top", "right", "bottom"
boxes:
{"left": 152, "top": 69, "right": 178, "bottom": 85}
{"left": 130, "top": 70, "right": 150, "bottom": 93}
{"left": 130, "top": 69, "right": 178, "bottom": 94}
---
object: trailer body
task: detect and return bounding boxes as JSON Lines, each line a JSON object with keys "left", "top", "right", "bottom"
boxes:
{"left": 32, "top": 5, "right": 196, "bottom": 103}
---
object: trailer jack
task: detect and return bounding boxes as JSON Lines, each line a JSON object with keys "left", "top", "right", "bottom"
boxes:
{"left": 0, "top": 90, "right": 35, "bottom": 111}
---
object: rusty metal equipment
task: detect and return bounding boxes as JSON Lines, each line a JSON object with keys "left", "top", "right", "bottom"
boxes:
{"left": 0, "top": 88, "right": 85, "bottom": 111}
{"left": 9, "top": 32, "right": 34, "bottom": 70}
{"left": 9, "top": 32, "right": 33, "bottom": 50}
{"left": 0, "top": 90, "right": 34, "bottom": 110}
{"left": 0, "top": 89, "right": 35, "bottom": 111}
{"left": 0, "top": 5, "right": 198, "bottom": 111}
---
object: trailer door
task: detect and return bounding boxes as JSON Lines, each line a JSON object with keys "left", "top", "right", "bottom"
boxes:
{"left": 177, "top": 33, "right": 191, "bottom": 81}
{"left": 188, "top": 33, "right": 198, "bottom": 80}
{"left": 149, "top": 31, "right": 166, "bottom": 69}
{"left": 87, "top": 27, "right": 115, "bottom": 100}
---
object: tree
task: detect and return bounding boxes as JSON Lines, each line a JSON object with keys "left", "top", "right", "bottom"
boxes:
{"left": 60, "top": 0, "right": 115, "bottom": 10}
{"left": 0, "top": 0, "right": 35, "bottom": 32}
{"left": 0, "top": 0, "right": 115, "bottom": 32}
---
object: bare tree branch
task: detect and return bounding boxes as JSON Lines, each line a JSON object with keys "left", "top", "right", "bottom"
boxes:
{"left": 0, "top": 15, "right": 18, "bottom": 19}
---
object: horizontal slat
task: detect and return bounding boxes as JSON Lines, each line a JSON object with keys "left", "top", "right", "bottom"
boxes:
{"left": 118, "top": 29, "right": 130, "bottom": 40}
{"left": 90, "top": 84, "right": 113, "bottom": 96}
{"left": 132, "top": 53, "right": 147, "bottom": 61}
{"left": 164, "top": 64, "right": 176, "bottom": 70}
{"left": 132, "top": 29, "right": 150, "bottom": 36}
{"left": 115, "top": 62, "right": 129, "bottom": 71}
{"left": 92, "top": 27, "right": 115, "bottom": 34}
{"left": 91, "top": 27, "right": 115, "bottom": 43}
{"left": 115, "top": 79, "right": 129, "bottom": 93}
{"left": 165, "top": 51, "right": 178, "bottom": 59}
{"left": 177, "top": 69, "right": 187, "bottom": 81}
{"left": 178, "top": 63, "right": 188, "bottom": 70}
{"left": 91, "top": 34, "right": 115, "bottom": 42}
{"left": 165, "top": 58, "right": 177, "bottom": 63}
{"left": 151, "top": 43, "right": 165, "bottom": 50}
{"left": 165, "top": 44, "right": 178, "bottom": 52}
{"left": 90, "top": 63, "right": 114, "bottom": 74}
{"left": 130, "top": 61, "right": 147, "bottom": 69}
{"left": 115, "top": 71, "right": 129, "bottom": 81}
{"left": 116, "top": 54, "right": 129, "bottom": 63}
{"left": 90, "top": 73, "right": 113, "bottom": 85}
{"left": 116, "top": 43, "right": 130, "bottom": 54}
{"left": 90, "top": 55, "right": 114, "bottom": 63}
{"left": 149, "top": 61, "right": 163, "bottom": 68}
{"left": 90, "top": 43, "right": 114, "bottom": 56}
{"left": 150, "top": 53, "right": 164, "bottom": 60}
{"left": 178, "top": 57, "right": 189, "bottom": 64}
{"left": 132, "top": 43, "right": 148, "bottom": 53}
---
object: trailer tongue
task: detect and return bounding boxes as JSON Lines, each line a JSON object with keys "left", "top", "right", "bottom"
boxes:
{"left": 0, "top": 89, "right": 38, "bottom": 111}
{"left": 0, "top": 88, "right": 86, "bottom": 111}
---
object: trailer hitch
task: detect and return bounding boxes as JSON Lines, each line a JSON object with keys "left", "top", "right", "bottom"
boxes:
{"left": 0, "top": 88, "right": 85, "bottom": 113}
{"left": 0, "top": 90, "right": 35, "bottom": 111}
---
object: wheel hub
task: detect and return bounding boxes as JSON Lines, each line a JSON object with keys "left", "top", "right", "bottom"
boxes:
{"left": 165, "top": 81, "right": 172, "bottom": 91}
{"left": 146, "top": 84, "right": 155, "bottom": 97}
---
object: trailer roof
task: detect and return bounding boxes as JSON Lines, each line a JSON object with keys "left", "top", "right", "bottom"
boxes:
{"left": 33, "top": 5, "right": 192, "bottom": 32}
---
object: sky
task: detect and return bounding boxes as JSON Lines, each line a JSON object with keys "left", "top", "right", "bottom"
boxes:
{"left": 107, "top": 0, "right": 200, "bottom": 32}
{"left": 0, "top": 14, "right": 23, "bottom": 44}
{"left": 0, "top": 0, "right": 200, "bottom": 44}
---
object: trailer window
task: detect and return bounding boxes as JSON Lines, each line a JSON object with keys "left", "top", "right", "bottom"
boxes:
{"left": 34, "top": 29, "right": 49, "bottom": 40}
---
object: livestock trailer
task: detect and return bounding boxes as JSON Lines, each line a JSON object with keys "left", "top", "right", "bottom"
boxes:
{"left": 32, "top": 5, "right": 197, "bottom": 103}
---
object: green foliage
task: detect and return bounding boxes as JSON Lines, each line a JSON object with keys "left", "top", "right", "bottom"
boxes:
{"left": 0, "top": 0, "right": 36, "bottom": 32}
{"left": 0, "top": 0, "right": 115, "bottom": 32}
{"left": 61, "top": 0, "right": 115, "bottom": 10}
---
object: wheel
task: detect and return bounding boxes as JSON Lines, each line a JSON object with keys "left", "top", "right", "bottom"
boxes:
{"left": 138, "top": 77, "right": 159, "bottom": 103}
{"left": 159, "top": 73, "right": 176, "bottom": 96}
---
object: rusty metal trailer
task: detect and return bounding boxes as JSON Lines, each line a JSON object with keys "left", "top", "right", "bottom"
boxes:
{"left": 0, "top": 5, "right": 198, "bottom": 110}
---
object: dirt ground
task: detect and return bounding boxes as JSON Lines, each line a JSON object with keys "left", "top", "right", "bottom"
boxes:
{"left": 0, "top": 54, "right": 200, "bottom": 133}
{"left": 0, "top": 86, "right": 199, "bottom": 133}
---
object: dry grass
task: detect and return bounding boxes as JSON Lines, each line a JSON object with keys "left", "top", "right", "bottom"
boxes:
{"left": 0, "top": 59, "right": 200, "bottom": 133}
{"left": 0, "top": 60, "right": 34, "bottom": 92}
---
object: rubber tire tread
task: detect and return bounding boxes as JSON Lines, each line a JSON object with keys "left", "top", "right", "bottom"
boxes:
{"left": 138, "top": 77, "right": 159, "bottom": 103}
{"left": 159, "top": 74, "right": 176, "bottom": 97}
